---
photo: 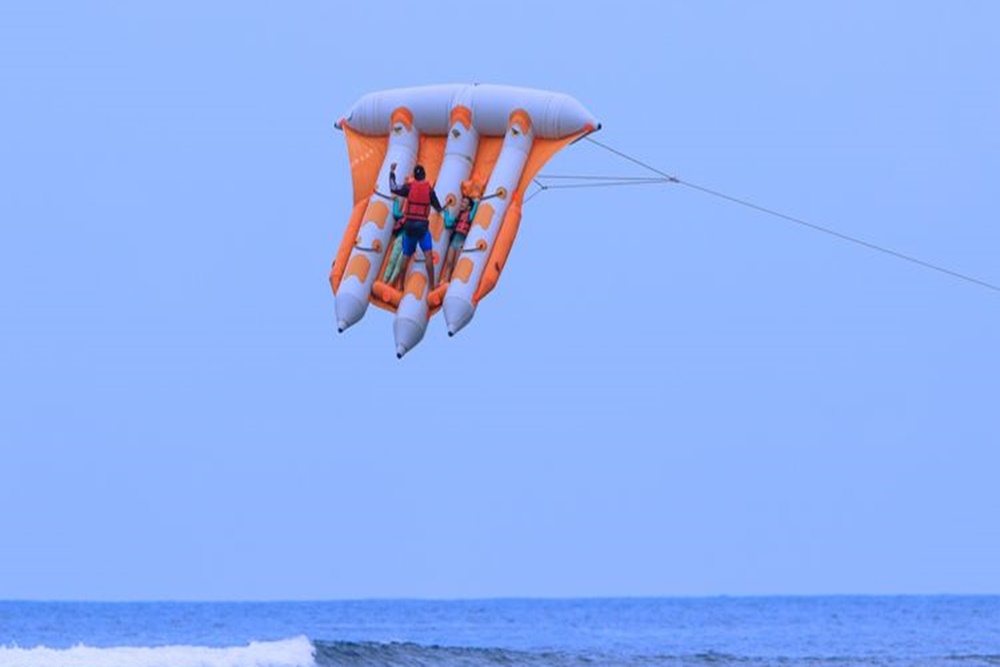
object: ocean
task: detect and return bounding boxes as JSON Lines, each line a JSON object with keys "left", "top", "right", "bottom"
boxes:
{"left": 0, "top": 597, "right": 997, "bottom": 667}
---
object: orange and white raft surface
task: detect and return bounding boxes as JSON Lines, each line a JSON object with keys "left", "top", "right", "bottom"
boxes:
{"left": 329, "top": 84, "right": 600, "bottom": 357}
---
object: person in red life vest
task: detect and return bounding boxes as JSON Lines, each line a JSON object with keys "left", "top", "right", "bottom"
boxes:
{"left": 440, "top": 194, "right": 480, "bottom": 284}
{"left": 389, "top": 162, "right": 443, "bottom": 291}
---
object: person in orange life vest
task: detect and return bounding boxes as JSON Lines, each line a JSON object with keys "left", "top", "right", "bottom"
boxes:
{"left": 440, "top": 194, "right": 479, "bottom": 284}
{"left": 389, "top": 162, "right": 443, "bottom": 290}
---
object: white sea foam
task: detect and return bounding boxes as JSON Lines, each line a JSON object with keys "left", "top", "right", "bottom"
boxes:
{"left": 0, "top": 635, "right": 316, "bottom": 667}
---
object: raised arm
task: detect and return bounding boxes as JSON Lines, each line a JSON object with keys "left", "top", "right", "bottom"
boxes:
{"left": 388, "top": 163, "right": 409, "bottom": 197}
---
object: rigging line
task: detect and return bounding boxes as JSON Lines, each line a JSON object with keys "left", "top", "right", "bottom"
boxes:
{"left": 584, "top": 137, "right": 1000, "bottom": 294}
{"left": 676, "top": 180, "right": 1000, "bottom": 292}
{"left": 524, "top": 176, "right": 673, "bottom": 201}
{"left": 536, "top": 174, "right": 670, "bottom": 182}
{"left": 532, "top": 180, "right": 678, "bottom": 191}
{"left": 523, "top": 181, "right": 546, "bottom": 204}
{"left": 584, "top": 136, "right": 680, "bottom": 182}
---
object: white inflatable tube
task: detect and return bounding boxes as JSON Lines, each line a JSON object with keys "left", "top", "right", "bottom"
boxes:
{"left": 443, "top": 113, "right": 534, "bottom": 336}
{"left": 335, "top": 115, "right": 419, "bottom": 332}
{"left": 393, "top": 105, "right": 480, "bottom": 357}
{"left": 338, "top": 84, "right": 599, "bottom": 140}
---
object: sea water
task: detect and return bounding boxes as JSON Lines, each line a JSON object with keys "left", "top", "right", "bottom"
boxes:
{"left": 0, "top": 597, "right": 998, "bottom": 666}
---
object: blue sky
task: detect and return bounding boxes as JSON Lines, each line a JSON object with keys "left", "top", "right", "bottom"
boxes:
{"left": 1, "top": 2, "right": 998, "bottom": 600}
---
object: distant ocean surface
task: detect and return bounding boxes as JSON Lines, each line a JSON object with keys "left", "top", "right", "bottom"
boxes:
{"left": 1, "top": 597, "right": 998, "bottom": 667}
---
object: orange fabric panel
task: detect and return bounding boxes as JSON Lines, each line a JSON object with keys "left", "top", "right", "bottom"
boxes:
{"left": 453, "top": 257, "right": 474, "bottom": 284}
{"left": 429, "top": 212, "right": 444, "bottom": 241}
{"left": 418, "top": 136, "right": 447, "bottom": 185}
{"left": 345, "top": 255, "right": 371, "bottom": 284}
{"left": 404, "top": 272, "right": 428, "bottom": 301}
{"left": 474, "top": 202, "right": 495, "bottom": 230}
{"left": 343, "top": 125, "right": 387, "bottom": 206}
{"left": 330, "top": 197, "right": 369, "bottom": 294}
{"left": 367, "top": 200, "right": 391, "bottom": 230}
{"left": 470, "top": 137, "right": 504, "bottom": 186}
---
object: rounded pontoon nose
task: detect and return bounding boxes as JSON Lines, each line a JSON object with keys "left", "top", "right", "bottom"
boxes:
{"left": 393, "top": 318, "right": 425, "bottom": 358}
{"left": 334, "top": 294, "right": 367, "bottom": 333}
{"left": 443, "top": 296, "right": 476, "bottom": 337}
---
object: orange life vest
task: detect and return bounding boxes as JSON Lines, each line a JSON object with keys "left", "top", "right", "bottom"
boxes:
{"left": 454, "top": 209, "right": 473, "bottom": 235}
{"left": 404, "top": 180, "right": 432, "bottom": 220}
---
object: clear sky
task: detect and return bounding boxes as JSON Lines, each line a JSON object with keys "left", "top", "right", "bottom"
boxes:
{"left": 1, "top": 2, "right": 998, "bottom": 601}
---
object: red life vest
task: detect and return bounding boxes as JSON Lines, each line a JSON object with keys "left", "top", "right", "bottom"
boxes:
{"left": 404, "top": 180, "right": 432, "bottom": 220}
{"left": 454, "top": 209, "right": 473, "bottom": 235}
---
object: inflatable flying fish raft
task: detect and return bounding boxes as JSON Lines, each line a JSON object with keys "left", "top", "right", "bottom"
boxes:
{"left": 329, "top": 84, "right": 600, "bottom": 357}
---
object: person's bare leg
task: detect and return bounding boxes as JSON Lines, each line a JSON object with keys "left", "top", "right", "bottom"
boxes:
{"left": 396, "top": 255, "right": 413, "bottom": 290}
{"left": 442, "top": 247, "right": 456, "bottom": 283}
{"left": 424, "top": 248, "right": 435, "bottom": 290}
